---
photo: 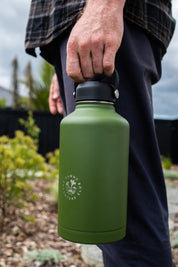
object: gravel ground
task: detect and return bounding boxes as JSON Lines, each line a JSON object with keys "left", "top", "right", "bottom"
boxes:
{"left": 0, "top": 174, "right": 178, "bottom": 267}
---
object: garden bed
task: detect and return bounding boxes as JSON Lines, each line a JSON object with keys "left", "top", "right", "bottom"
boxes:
{"left": 0, "top": 179, "right": 91, "bottom": 267}
{"left": 0, "top": 175, "right": 178, "bottom": 266}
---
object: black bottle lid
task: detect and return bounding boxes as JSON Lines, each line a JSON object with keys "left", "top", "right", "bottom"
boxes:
{"left": 74, "top": 70, "right": 119, "bottom": 103}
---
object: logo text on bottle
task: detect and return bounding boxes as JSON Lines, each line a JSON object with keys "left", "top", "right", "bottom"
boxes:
{"left": 62, "top": 175, "right": 82, "bottom": 200}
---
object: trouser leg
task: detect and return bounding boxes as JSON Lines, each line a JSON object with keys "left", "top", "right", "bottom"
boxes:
{"left": 99, "top": 22, "right": 172, "bottom": 267}
{"left": 40, "top": 21, "right": 172, "bottom": 266}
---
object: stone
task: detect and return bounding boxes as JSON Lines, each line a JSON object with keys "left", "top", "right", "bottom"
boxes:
{"left": 81, "top": 245, "right": 103, "bottom": 267}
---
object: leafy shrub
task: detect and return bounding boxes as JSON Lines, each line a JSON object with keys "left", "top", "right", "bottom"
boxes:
{"left": 46, "top": 149, "right": 59, "bottom": 180}
{"left": 19, "top": 111, "right": 40, "bottom": 147}
{"left": 161, "top": 156, "right": 172, "bottom": 170}
{"left": 46, "top": 149, "right": 59, "bottom": 169}
{"left": 21, "top": 60, "right": 55, "bottom": 111}
{"left": 0, "top": 131, "right": 47, "bottom": 231}
{"left": 0, "top": 98, "right": 6, "bottom": 108}
{"left": 24, "top": 249, "right": 63, "bottom": 264}
{"left": 21, "top": 213, "right": 36, "bottom": 223}
{"left": 46, "top": 149, "right": 59, "bottom": 201}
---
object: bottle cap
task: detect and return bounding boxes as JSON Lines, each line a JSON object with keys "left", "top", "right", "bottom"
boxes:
{"left": 74, "top": 70, "right": 119, "bottom": 103}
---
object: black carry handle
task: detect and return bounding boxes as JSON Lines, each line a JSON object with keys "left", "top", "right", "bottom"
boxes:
{"left": 89, "top": 69, "right": 119, "bottom": 91}
{"left": 74, "top": 70, "right": 120, "bottom": 103}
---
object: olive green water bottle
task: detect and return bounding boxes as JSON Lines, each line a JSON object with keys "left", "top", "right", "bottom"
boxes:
{"left": 58, "top": 77, "right": 129, "bottom": 244}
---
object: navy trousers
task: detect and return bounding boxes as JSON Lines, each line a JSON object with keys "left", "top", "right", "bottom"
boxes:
{"left": 41, "top": 21, "right": 172, "bottom": 266}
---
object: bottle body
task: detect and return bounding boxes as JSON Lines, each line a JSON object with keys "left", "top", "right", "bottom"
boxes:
{"left": 58, "top": 102, "right": 129, "bottom": 244}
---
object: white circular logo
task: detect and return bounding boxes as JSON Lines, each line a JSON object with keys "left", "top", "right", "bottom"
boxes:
{"left": 62, "top": 175, "right": 82, "bottom": 200}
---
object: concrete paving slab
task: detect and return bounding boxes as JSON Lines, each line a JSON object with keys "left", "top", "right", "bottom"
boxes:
{"left": 167, "top": 188, "right": 178, "bottom": 204}
{"left": 167, "top": 187, "right": 178, "bottom": 218}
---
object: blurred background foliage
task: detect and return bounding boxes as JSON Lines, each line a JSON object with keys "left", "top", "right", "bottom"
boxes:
{"left": 20, "top": 59, "right": 55, "bottom": 111}
{"left": 0, "top": 57, "right": 55, "bottom": 111}
{"left": 0, "top": 112, "right": 59, "bottom": 233}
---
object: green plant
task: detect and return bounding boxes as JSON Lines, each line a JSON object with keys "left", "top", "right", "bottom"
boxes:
{"left": 21, "top": 60, "right": 55, "bottom": 111}
{"left": 48, "top": 179, "right": 58, "bottom": 202}
{"left": 19, "top": 111, "right": 40, "bottom": 147}
{"left": 46, "top": 149, "right": 59, "bottom": 180}
{"left": 19, "top": 96, "right": 29, "bottom": 109}
{"left": 12, "top": 57, "right": 20, "bottom": 109}
{"left": 32, "top": 60, "right": 55, "bottom": 111}
{"left": 24, "top": 249, "right": 63, "bottom": 264}
{"left": 164, "top": 170, "right": 178, "bottom": 180}
{"left": 161, "top": 156, "right": 172, "bottom": 170}
{"left": 46, "top": 149, "right": 59, "bottom": 201}
{"left": 46, "top": 149, "right": 59, "bottom": 169}
{"left": 21, "top": 213, "right": 36, "bottom": 223}
{"left": 0, "top": 131, "right": 47, "bottom": 232}
{"left": 0, "top": 98, "right": 6, "bottom": 108}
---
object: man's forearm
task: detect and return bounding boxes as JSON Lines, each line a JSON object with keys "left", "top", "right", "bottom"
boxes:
{"left": 85, "top": 0, "right": 126, "bottom": 9}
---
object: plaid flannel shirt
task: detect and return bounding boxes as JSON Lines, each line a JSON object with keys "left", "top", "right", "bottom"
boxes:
{"left": 25, "top": 0, "right": 175, "bottom": 56}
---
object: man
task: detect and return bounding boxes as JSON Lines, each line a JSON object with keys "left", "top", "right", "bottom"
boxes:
{"left": 25, "top": 0, "right": 175, "bottom": 266}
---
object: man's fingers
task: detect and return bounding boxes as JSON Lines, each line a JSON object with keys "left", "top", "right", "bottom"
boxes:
{"left": 103, "top": 53, "right": 115, "bottom": 77}
{"left": 56, "top": 97, "right": 63, "bottom": 114}
{"left": 91, "top": 35, "right": 104, "bottom": 74}
{"left": 52, "top": 74, "right": 60, "bottom": 98}
{"left": 49, "top": 73, "right": 63, "bottom": 114}
{"left": 49, "top": 95, "right": 57, "bottom": 114}
{"left": 103, "top": 38, "right": 117, "bottom": 76}
{"left": 67, "top": 35, "right": 117, "bottom": 80}
{"left": 49, "top": 83, "right": 57, "bottom": 114}
{"left": 77, "top": 38, "right": 94, "bottom": 79}
{"left": 49, "top": 95, "right": 63, "bottom": 115}
{"left": 67, "top": 39, "right": 85, "bottom": 83}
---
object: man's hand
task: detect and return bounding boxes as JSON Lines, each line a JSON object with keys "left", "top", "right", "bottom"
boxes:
{"left": 49, "top": 73, "right": 63, "bottom": 114}
{"left": 66, "top": 0, "right": 125, "bottom": 83}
